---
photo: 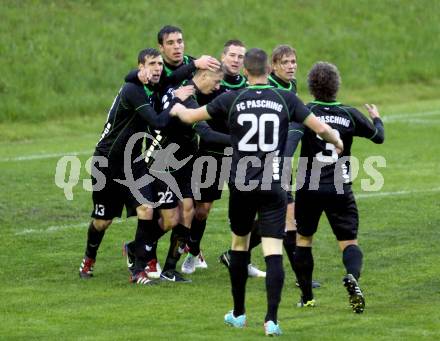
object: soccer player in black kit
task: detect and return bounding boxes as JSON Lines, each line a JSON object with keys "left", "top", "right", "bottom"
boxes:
{"left": 181, "top": 39, "right": 254, "bottom": 275}
{"left": 78, "top": 48, "right": 193, "bottom": 284}
{"left": 122, "top": 25, "right": 220, "bottom": 277}
{"left": 170, "top": 49, "right": 342, "bottom": 336}
{"left": 218, "top": 45, "right": 321, "bottom": 286}
{"left": 293, "top": 61, "right": 384, "bottom": 313}
{"left": 155, "top": 67, "right": 225, "bottom": 282}
{"left": 268, "top": 45, "right": 320, "bottom": 288}
{"left": 123, "top": 67, "right": 225, "bottom": 283}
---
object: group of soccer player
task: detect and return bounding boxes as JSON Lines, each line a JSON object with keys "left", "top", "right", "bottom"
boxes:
{"left": 77, "top": 24, "right": 385, "bottom": 336}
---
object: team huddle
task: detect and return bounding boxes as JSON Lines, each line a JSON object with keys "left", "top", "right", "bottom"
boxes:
{"left": 78, "top": 25, "right": 385, "bottom": 336}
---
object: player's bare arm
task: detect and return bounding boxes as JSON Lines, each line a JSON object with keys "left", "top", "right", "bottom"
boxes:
{"left": 304, "top": 113, "right": 344, "bottom": 153}
{"left": 170, "top": 103, "right": 211, "bottom": 123}
{"left": 365, "top": 104, "right": 381, "bottom": 119}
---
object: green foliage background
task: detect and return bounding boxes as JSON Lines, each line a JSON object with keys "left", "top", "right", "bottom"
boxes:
{"left": 1, "top": 0, "right": 440, "bottom": 122}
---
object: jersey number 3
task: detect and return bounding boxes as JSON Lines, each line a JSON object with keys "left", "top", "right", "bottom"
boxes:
{"left": 238, "top": 113, "right": 279, "bottom": 152}
{"left": 316, "top": 129, "right": 340, "bottom": 163}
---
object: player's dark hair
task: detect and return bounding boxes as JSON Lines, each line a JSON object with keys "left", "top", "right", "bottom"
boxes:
{"left": 271, "top": 44, "right": 296, "bottom": 64}
{"left": 223, "top": 39, "right": 245, "bottom": 54}
{"left": 244, "top": 48, "right": 269, "bottom": 76}
{"left": 307, "top": 61, "right": 341, "bottom": 102}
{"left": 157, "top": 25, "right": 183, "bottom": 45}
{"left": 138, "top": 48, "right": 161, "bottom": 64}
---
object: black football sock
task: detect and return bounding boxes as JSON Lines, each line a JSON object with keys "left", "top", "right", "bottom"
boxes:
{"left": 265, "top": 255, "right": 284, "bottom": 323}
{"left": 249, "top": 227, "right": 262, "bottom": 251}
{"left": 247, "top": 222, "right": 262, "bottom": 265}
{"left": 293, "top": 246, "right": 314, "bottom": 302}
{"left": 146, "top": 219, "right": 166, "bottom": 261}
{"left": 342, "top": 244, "right": 363, "bottom": 280}
{"left": 149, "top": 242, "right": 158, "bottom": 262}
{"left": 133, "top": 219, "right": 152, "bottom": 274}
{"left": 85, "top": 221, "right": 106, "bottom": 259}
{"left": 229, "top": 250, "right": 250, "bottom": 317}
{"left": 162, "top": 224, "right": 190, "bottom": 272}
{"left": 187, "top": 217, "right": 207, "bottom": 256}
{"left": 283, "top": 230, "right": 297, "bottom": 273}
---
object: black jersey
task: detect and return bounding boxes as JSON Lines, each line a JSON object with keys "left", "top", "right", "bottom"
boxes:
{"left": 268, "top": 72, "right": 303, "bottom": 158}
{"left": 151, "top": 80, "right": 199, "bottom": 167}
{"left": 95, "top": 82, "right": 173, "bottom": 166}
{"left": 206, "top": 84, "right": 311, "bottom": 186}
{"left": 196, "top": 73, "right": 247, "bottom": 154}
{"left": 268, "top": 73, "right": 297, "bottom": 94}
{"left": 145, "top": 79, "right": 228, "bottom": 170}
{"left": 299, "top": 101, "right": 385, "bottom": 186}
{"left": 162, "top": 55, "right": 196, "bottom": 87}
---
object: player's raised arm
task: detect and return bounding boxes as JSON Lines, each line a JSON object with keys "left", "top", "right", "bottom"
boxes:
{"left": 303, "top": 113, "right": 344, "bottom": 153}
{"left": 363, "top": 104, "right": 385, "bottom": 144}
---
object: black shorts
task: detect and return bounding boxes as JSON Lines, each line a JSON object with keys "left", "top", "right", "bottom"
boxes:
{"left": 228, "top": 184, "right": 287, "bottom": 239}
{"left": 295, "top": 184, "right": 359, "bottom": 241}
{"left": 90, "top": 155, "right": 145, "bottom": 220}
{"left": 193, "top": 152, "right": 226, "bottom": 202}
{"left": 91, "top": 155, "right": 178, "bottom": 220}
{"left": 173, "top": 159, "right": 194, "bottom": 199}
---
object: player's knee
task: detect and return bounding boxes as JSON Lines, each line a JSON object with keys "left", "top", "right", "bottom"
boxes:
{"left": 195, "top": 202, "right": 213, "bottom": 220}
{"left": 231, "top": 233, "right": 250, "bottom": 251}
{"left": 136, "top": 205, "right": 153, "bottom": 220}
{"left": 93, "top": 219, "right": 112, "bottom": 231}
{"left": 195, "top": 206, "right": 210, "bottom": 220}
{"left": 296, "top": 233, "right": 313, "bottom": 247}
{"left": 162, "top": 214, "right": 179, "bottom": 231}
{"left": 182, "top": 203, "right": 195, "bottom": 224}
{"left": 339, "top": 239, "right": 358, "bottom": 251}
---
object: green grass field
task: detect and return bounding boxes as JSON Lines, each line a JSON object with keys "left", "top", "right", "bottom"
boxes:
{"left": 1, "top": 98, "right": 439, "bottom": 340}
{"left": 1, "top": 0, "right": 440, "bottom": 122}
{"left": 1, "top": 1, "right": 440, "bottom": 339}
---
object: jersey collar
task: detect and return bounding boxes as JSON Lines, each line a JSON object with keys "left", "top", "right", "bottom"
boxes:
{"left": 311, "top": 100, "right": 341, "bottom": 105}
{"left": 163, "top": 55, "right": 191, "bottom": 76}
{"left": 269, "top": 73, "right": 293, "bottom": 91}
{"left": 247, "top": 84, "right": 273, "bottom": 89}
{"left": 221, "top": 73, "right": 246, "bottom": 88}
{"left": 143, "top": 84, "right": 154, "bottom": 97}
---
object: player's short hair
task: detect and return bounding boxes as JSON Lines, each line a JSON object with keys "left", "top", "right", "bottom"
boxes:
{"left": 271, "top": 44, "right": 296, "bottom": 64}
{"left": 157, "top": 25, "right": 183, "bottom": 45}
{"left": 195, "top": 66, "right": 224, "bottom": 77}
{"left": 244, "top": 48, "right": 269, "bottom": 76}
{"left": 138, "top": 48, "right": 161, "bottom": 64}
{"left": 223, "top": 39, "right": 245, "bottom": 54}
{"left": 307, "top": 61, "right": 341, "bottom": 102}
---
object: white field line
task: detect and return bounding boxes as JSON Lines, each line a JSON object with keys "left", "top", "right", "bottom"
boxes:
{"left": 0, "top": 150, "right": 93, "bottom": 162}
{"left": 15, "top": 219, "right": 125, "bottom": 236}
{"left": 356, "top": 187, "right": 440, "bottom": 198}
{"left": 16, "top": 187, "right": 439, "bottom": 235}
{"left": 382, "top": 110, "right": 440, "bottom": 122}
{"left": 387, "top": 119, "right": 439, "bottom": 125}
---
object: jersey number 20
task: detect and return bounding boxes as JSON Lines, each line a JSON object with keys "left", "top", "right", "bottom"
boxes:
{"left": 238, "top": 113, "right": 279, "bottom": 152}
